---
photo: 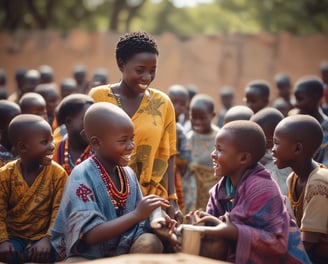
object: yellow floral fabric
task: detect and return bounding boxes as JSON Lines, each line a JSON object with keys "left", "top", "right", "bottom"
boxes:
{"left": 0, "top": 160, "right": 68, "bottom": 243}
{"left": 89, "top": 85, "right": 177, "bottom": 198}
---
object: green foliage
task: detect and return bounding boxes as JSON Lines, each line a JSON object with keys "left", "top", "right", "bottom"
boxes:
{"left": 0, "top": 0, "right": 327, "bottom": 35}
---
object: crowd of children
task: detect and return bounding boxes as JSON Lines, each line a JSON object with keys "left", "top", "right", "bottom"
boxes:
{"left": 0, "top": 31, "right": 327, "bottom": 263}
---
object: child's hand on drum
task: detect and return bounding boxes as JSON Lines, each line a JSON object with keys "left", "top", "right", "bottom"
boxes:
{"left": 185, "top": 210, "right": 222, "bottom": 226}
{"left": 152, "top": 210, "right": 180, "bottom": 246}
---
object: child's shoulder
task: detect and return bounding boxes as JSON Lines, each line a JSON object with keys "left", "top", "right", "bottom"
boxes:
{"left": 309, "top": 165, "right": 328, "bottom": 184}
{"left": 0, "top": 159, "right": 19, "bottom": 174}
{"left": 46, "top": 160, "right": 68, "bottom": 178}
{"left": 244, "top": 164, "right": 280, "bottom": 193}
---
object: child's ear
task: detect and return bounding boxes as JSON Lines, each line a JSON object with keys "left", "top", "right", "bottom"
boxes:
{"left": 90, "top": 136, "right": 100, "bottom": 149}
{"left": 65, "top": 117, "right": 72, "bottom": 129}
{"left": 17, "top": 140, "right": 27, "bottom": 153}
{"left": 117, "top": 59, "right": 124, "bottom": 71}
{"left": 239, "top": 152, "right": 252, "bottom": 165}
{"left": 211, "top": 112, "right": 216, "bottom": 119}
{"left": 294, "top": 141, "right": 303, "bottom": 154}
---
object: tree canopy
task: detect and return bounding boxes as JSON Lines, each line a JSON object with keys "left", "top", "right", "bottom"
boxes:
{"left": 0, "top": 0, "right": 327, "bottom": 36}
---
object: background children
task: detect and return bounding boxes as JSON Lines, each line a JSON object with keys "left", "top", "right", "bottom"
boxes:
{"left": 216, "top": 86, "right": 234, "bottom": 128}
{"left": 21, "top": 69, "right": 40, "bottom": 96}
{"left": 89, "top": 31, "right": 181, "bottom": 222}
{"left": 292, "top": 76, "right": 328, "bottom": 167}
{"left": 91, "top": 68, "right": 109, "bottom": 88}
{"left": 250, "top": 107, "right": 292, "bottom": 196}
{"left": 167, "top": 84, "right": 191, "bottom": 212}
{"left": 51, "top": 102, "right": 169, "bottom": 261}
{"left": 18, "top": 92, "right": 48, "bottom": 121}
{"left": 35, "top": 83, "right": 60, "bottom": 129}
{"left": 194, "top": 120, "right": 310, "bottom": 263}
{"left": 0, "top": 100, "right": 21, "bottom": 167}
{"left": 0, "top": 114, "right": 68, "bottom": 264}
{"left": 73, "top": 64, "right": 89, "bottom": 94}
{"left": 244, "top": 80, "right": 270, "bottom": 113}
{"left": 0, "top": 69, "right": 7, "bottom": 99}
{"left": 60, "top": 78, "right": 78, "bottom": 99}
{"left": 272, "top": 73, "right": 294, "bottom": 114}
{"left": 53, "top": 93, "right": 94, "bottom": 175}
{"left": 8, "top": 68, "right": 27, "bottom": 103}
{"left": 38, "top": 65, "right": 54, "bottom": 84}
{"left": 223, "top": 105, "right": 253, "bottom": 124}
{"left": 184, "top": 94, "right": 219, "bottom": 212}
{"left": 181, "top": 84, "right": 198, "bottom": 133}
{"left": 273, "top": 114, "right": 328, "bottom": 263}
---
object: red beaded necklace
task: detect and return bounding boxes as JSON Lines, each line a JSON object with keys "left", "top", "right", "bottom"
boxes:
{"left": 63, "top": 139, "right": 92, "bottom": 175}
{"left": 92, "top": 155, "right": 130, "bottom": 211}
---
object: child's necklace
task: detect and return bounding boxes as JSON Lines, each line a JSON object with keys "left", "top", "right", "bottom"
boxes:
{"left": 92, "top": 155, "right": 130, "bottom": 212}
{"left": 63, "top": 139, "right": 92, "bottom": 175}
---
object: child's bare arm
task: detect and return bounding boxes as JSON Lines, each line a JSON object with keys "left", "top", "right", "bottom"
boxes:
{"left": 83, "top": 195, "right": 169, "bottom": 246}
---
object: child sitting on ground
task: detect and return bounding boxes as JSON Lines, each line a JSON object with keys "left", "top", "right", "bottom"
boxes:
{"left": 18, "top": 92, "right": 48, "bottom": 121}
{"left": 191, "top": 120, "right": 310, "bottom": 263}
{"left": 0, "top": 100, "right": 21, "bottom": 167}
{"left": 53, "top": 93, "right": 94, "bottom": 175}
{"left": 0, "top": 114, "right": 68, "bottom": 264}
{"left": 51, "top": 102, "right": 169, "bottom": 262}
{"left": 272, "top": 114, "right": 328, "bottom": 263}
{"left": 250, "top": 107, "right": 292, "bottom": 196}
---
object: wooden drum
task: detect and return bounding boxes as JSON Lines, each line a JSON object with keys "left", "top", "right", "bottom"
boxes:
{"left": 178, "top": 224, "right": 228, "bottom": 261}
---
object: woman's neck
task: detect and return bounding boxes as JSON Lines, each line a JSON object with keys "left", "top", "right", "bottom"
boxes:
{"left": 117, "top": 81, "right": 144, "bottom": 98}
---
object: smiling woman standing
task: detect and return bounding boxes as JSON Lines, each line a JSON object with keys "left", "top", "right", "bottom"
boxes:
{"left": 89, "top": 31, "right": 182, "bottom": 221}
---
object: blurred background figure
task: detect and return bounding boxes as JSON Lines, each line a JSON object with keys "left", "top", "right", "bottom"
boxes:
{"left": 60, "top": 78, "right": 78, "bottom": 99}
{"left": 73, "top": 64, "right": 89, "bottom": 94}
{"left": 272, "top": 73, "right": 294, "bottom": 115}
{"left": 39, "top": 64, "right": 54, "bottom": 84}
{"left": 320, "top": 61, "right": 328, "bottom": 115}
{"left": 8, "top": 67, "right": 27, "bottom": 103}
{"left": 91, "top": 68, "right": 109, "bottom": 88}
{"left": 0, "top": 69, "right": 7, "bottom": 99}
{"left": 244, "top": 80, "right": 270, "bottom": 114}
{"left": 21, "top": 69, "right": 41, "bottom": 98}
{"left": 216, "top": 86, "right": 234, "bottom": 128}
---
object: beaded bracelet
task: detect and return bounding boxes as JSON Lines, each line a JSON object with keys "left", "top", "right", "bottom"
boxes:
{"left": 168, "top": 193, "right": 178, "bottom": 200}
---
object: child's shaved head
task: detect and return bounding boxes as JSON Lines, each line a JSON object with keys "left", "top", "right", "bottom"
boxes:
{"left": 8, "top": 114, "right": 50, "bottom": 144}
{"left": 275, "top": 115, "right": 323, "bottom": 156}
{"left": 222, "top": 120, "right": 266, "bottom": 163}
{"left": 84, "top": 102, "right": 133, "bottom": 140}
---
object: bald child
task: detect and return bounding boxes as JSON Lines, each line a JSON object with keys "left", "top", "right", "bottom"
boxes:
{"left": 51, "top": 102, "right": 169, "bottom": 261}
